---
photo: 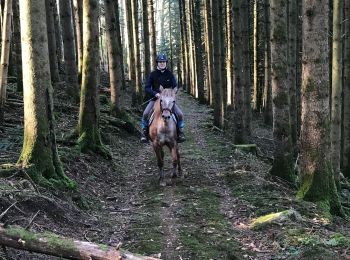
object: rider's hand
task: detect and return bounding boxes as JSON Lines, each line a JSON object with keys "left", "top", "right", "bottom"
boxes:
{"left": 155, "top": 93, "right": 160, "bottom": 99}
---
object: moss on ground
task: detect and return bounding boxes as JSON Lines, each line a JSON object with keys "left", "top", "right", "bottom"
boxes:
{"left": 124, "top": 183, "right": 164, "bottom": 255}
{"left": 176, "top": 187, "right": 243, "bottom": 259}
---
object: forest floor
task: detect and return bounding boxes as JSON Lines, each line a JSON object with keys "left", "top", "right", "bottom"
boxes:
{"left": 0, "top": 81, "right": 350, "bottom": 260}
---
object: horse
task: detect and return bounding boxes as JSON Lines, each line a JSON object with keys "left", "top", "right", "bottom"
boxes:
{"left": 149, "top": 86, "right": 182, "bottom": 186}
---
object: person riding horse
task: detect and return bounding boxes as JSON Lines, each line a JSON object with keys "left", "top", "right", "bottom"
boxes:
{"left": 141, "top": 54, "right": 185, "bottom": 143}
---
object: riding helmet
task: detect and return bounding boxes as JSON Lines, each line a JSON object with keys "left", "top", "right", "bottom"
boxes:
{"left": 156, "top": 54, "right": 168, "bottom": 62}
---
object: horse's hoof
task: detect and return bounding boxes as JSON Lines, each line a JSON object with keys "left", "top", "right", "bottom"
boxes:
{"left": 171, "top": 173, "right": 178, "bottom": 179}
{"left": 159, "top": 180, "right": 166, "bottom": 187}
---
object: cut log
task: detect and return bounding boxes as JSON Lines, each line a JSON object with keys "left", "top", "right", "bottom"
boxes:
{"left": 0, "top": 225, "right": 160, "bottom": 260}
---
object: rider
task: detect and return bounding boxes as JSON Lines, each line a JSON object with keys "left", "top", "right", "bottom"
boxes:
{"left": 140, "top": 54, "right": 185, "bottom": 143}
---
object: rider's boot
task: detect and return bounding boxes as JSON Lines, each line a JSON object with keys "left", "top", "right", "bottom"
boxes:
{"left": 140, "top": 119, "right": 149, "bottom": 143}
{"left": 177, "top": 120, "right": 185, "bottom": 143}
{"left": 178, "top": 128, "right": 185, "bottom": 143}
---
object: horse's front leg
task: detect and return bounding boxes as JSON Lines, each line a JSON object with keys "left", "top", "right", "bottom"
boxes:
{"left": 153, "top": 143, "right": 165, "bottom": 186}
{"left": 171, "top": 145, "right": 178, "bottom": 178}
{"left": 176, "top": 146, "right": 183, "bottom": 177}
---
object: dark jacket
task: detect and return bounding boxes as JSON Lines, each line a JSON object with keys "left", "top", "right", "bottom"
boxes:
{"left": 145, "top": 68, "right": 177, "bottom": 100}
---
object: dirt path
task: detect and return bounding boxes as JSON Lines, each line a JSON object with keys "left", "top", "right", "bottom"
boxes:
{"left": 121, "top": 92, "right": 255, "bottom": 259}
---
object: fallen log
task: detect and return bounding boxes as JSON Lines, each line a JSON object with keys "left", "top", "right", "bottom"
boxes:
{"left": 0, "top": 225, "right": 160, "bottom": 260}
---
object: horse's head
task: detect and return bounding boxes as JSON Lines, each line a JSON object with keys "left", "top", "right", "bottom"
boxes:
{"left": 159, "top": 86, "right": 177, "bottom": 121}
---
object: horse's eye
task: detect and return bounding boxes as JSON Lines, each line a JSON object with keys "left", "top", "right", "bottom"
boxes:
{"left": 173, "top": 101, "right": 175, "bottom": 103}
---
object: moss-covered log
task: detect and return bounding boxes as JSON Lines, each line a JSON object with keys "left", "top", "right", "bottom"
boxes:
{"left": 0, "top": 226, "right": 159, "bottom": 260}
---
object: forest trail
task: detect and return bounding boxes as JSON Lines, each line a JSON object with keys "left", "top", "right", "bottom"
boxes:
{"left": 1, "top": 87, "right": 350, "bottom": 260}
{"left": 118, "top": 92, "right": 281, "bottom": 259}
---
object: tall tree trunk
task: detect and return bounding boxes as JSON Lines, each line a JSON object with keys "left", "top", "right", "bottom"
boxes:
{"left": 288, "top": 0, "right": 298, "bottom": 148}
{"left": 343, "top": 0, "right": 350, "bottom": 178}
{"left": 233, "top": 0, "right": 246, "bottom": 143}
{"left": 46, "top": 0, "right": 60, "bottom": 83}
{"left": 253, "top": 0, "right": 259, "bottom": 111}
{"left": 186, "top": 0, "right": 196, "bottom": 96}
{"left": 77, "top": 0, "right": 110, "bottom": 158}
{"left": 104, "top": 0, "right": 123, "bottom": 116}
{"left": 148, "top": 0, "right": 156, "bottom": 67}
{"left": 331, "top": 0, "right": 342, "bottom": 186}
{"left": 212, "top": 0, "right": 224, "bottom": 128}
{"left": 53, "top": 0, "right": 63, "bottom": 70}
{"left": 226, "top": 0, "right": 234, "bottom": 106}
{"left": 12, "top": 0, "right": 22, "bottom": 92}
{"left": 298, "top": 0, "right": 342, "bottom": 216}
{"left": 114, "top": 0, "right": 125, "bottom": 91}
{"left": 59, "top": 0, "right": 79, "bottom": 100}
{"left": 241, "top": 0, "right": 251, "bottom": 136}
{"left": 180, "top": 0, "right": 190, "bottom": 93}
{"left": 125, "top": 0, "right": 136, "bottom": 102}
{"left": 18, "top": 0, "right": 73, "bottom": 187}
{"left": 269, "top": 0, "right": 294, "bottom": 183}
{"left": 194, "top": 0, "right": 205, "bottom": 103}
{"left": 203, "top": 0, "right": 213, "bottom": 105}
{"left": 131, "top": 0, "right": 142, "bottom": 103}
{"left": 73, "top": 0, "right": 83, "bottom": 81}
{"left": 179, "top": 0, "right": 185, "bottom": 88}
{"left": 263, "top": 0, "right": 272, "bottom": 125}
{"left": 0, "top": 0, "right": 12, "bottom": 123}
{"left": 142, "top": 0, "right": 151, "bottom": 79}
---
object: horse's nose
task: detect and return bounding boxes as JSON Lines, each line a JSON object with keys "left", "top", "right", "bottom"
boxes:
{"left": 162, "top": 115, "right": 171, "bottom": 120}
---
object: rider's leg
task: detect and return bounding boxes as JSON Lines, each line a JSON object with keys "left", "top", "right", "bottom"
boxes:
{"left": 173, "top": 104, "right": 185, "bottom": 142}
{"left": 141, "top": 101, "right": 154, "bottom": 142}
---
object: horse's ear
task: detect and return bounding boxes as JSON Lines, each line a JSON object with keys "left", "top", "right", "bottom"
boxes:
{"left": 173, "top": 87, "right": 178, "bottom": 94}
{"left": 159, "top": 85, "right": 164, "bottom": 92}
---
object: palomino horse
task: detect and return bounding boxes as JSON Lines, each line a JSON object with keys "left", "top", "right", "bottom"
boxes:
{"left": 149, "top": 86, "right": 182, "bottom": 186}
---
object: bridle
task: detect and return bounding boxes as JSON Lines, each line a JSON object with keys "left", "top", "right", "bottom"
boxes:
{"left": 160, "top": 98, "right": 175, "bottom": 115}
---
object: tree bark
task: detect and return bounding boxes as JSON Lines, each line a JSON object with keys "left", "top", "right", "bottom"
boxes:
{"left": 142, "top": 0, "right": 151, "bottom": 78}
{"left": 203, "top": 0, "right": 213, "bottom": 105}
{"left": 148, "top": 0, "right": 156, "bottom": 67}
{"left": 330, "top": 0, "right": 342, "bottom": 185}
{"left": 18, "top": 0, "right": 73, "bottom": 187}
{"left": 131, "top": 0, "right": 142, "bottom": 103}
{"left": 241, "top": 0, "right": 251, "bottom": 136}
{"left": 46, "top": 0, "right": 60, "bottom": 83}
{"left": 343, "top": 0, "right": 350, "bottom": 178}
{"left": 52, "top": 0, "right": 63, "bottom": 70}
{"left": 73, "top": 0, "right": 83, "bottom": 80}
{"left": 59, "top": 0, "right": 79, "bottom": 100}
{"left": 0, "top": 0, "right": 12, "bottom": 123}
{"left": 77, "top": 0, "right": 110, "bottom": 158}
{"left": 212, "top": 0, "right": 224, "bottom": 128}
{"left": 233, "top": 0, "right": 246, "bottom": 143}
{"left": 12, "top": 0, "right": 22, "bottom": 92}
{"left": 104, "top": 0, "right": 123, "bottom": 116}
{"left": 288, "top": 0, "right": 298, "bottom": 148}
{"left": 263, "top": 0, "right": 272, "bottom": 125}
{"left": 298, "top": 0, "right": 342, "bottom": 215}
{"left": 0, "top": 226, "right": 159, "bottom": 260}
{"left": 125, "top": 0, "right": 136, "bottom": 101}
{"left": 194, "top": 0, "right": 205, "bottom": 103}
{"left": 269, "top": 0, "right": 294, "bottom": 183}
